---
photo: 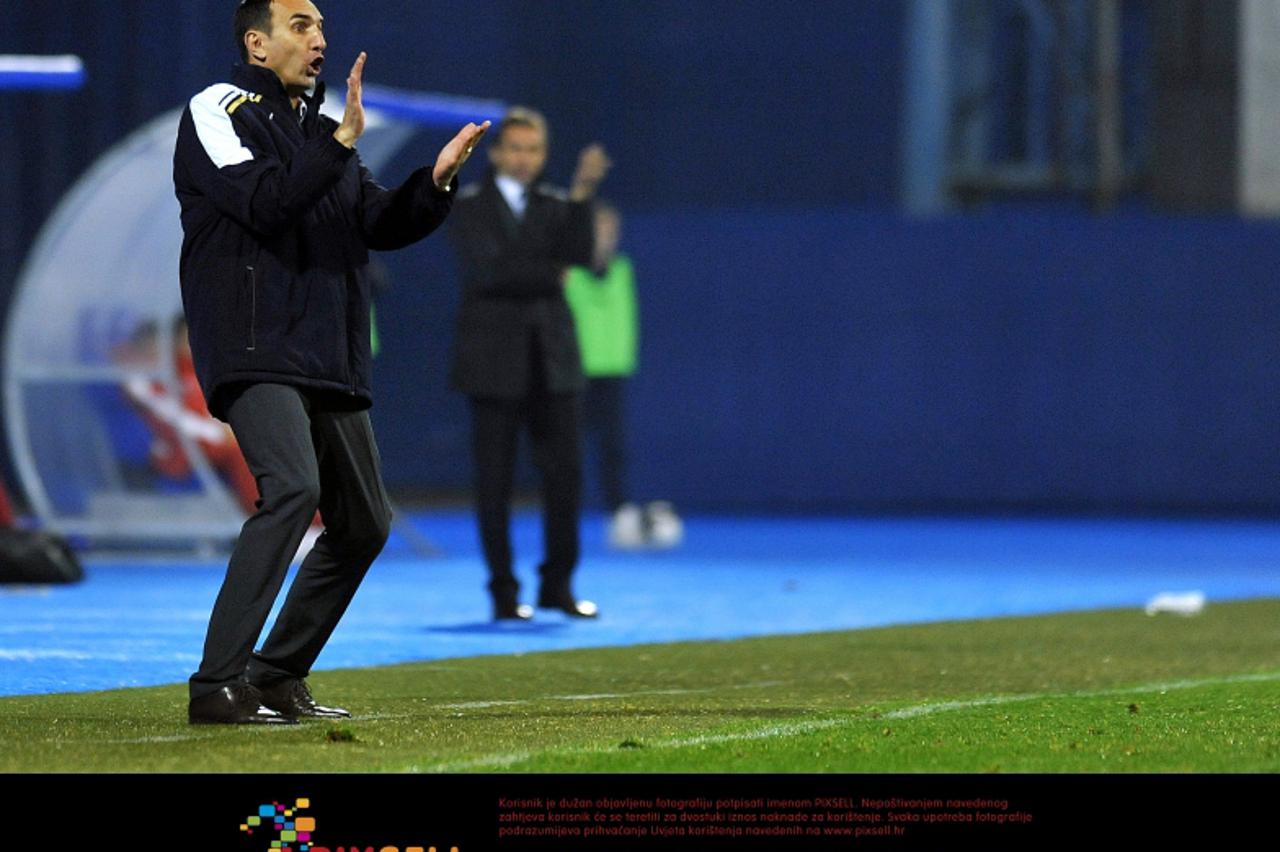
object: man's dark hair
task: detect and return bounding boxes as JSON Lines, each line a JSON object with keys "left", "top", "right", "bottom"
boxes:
{"left": 234, "top": 0, "right": 274, "bottom": 63}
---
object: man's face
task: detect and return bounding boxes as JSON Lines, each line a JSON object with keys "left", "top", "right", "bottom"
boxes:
{"left": 248, "top": 0, "right": 327, "bottom": 95}
{"left": 489, "top": 124, "right": 548, "bottom": 187}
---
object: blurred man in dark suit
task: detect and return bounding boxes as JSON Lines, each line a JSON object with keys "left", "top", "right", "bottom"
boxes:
{"left": 448, "top": 107, "right": 610, "bottom": 620}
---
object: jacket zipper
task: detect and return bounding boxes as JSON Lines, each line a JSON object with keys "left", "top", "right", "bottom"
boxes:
{"left": 245, "top": 265, "right": 257, "bottom": 351}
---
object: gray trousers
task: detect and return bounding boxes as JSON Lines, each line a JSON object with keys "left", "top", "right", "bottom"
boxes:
{"left": 189, "top": 383, "right": 392, "bottom": 700}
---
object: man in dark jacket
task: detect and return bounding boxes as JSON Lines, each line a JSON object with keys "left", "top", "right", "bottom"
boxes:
{"left": 449, "top": 107, "right": 609, "bottom": 621}
{"left": 175, "top": 0, "right": 487, "bottom": 724}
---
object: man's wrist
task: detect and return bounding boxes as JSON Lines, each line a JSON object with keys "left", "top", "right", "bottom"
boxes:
{"left": 433, "top": 170, "right": 456, "bottom": 192}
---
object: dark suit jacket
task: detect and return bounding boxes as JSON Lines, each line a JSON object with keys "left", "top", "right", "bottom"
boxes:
{"left": 448, "top": 172, "right": 594, "bottom": 399}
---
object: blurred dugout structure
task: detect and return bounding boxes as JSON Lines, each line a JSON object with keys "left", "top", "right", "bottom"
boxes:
{"left": 1, "top": 74, "right": 502, "bottom": 548}
{"left": 902, "top": 0, "right": 1280, "bottom": 215}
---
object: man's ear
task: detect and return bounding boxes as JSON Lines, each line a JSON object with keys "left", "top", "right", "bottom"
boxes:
{"left": 244, "top": 30, "right": 268, "bottom": 63}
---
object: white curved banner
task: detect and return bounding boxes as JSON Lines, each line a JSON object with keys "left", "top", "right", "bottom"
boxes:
{"left": 4, "top": 101, "right": 421, "bottom": 544}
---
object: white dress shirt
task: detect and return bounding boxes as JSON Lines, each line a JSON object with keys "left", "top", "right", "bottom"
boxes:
{"left": 495, "top": 173, "right": 529, "bottom": 219}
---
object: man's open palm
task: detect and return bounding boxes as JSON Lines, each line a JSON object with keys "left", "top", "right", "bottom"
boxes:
{"left": 435, "top": 121, "right": 491, "bottom": 189}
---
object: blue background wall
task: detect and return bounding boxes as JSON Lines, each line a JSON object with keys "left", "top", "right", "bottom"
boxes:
{"left": 3, "top": 1, "right": 1278, "bottom": 514}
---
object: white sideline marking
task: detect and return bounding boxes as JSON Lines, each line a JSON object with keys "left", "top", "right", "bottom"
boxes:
{"left": 882, "top": 671, "right": 1280, "bottom": 719}
{"left": 3, "top": 608, "right": 210, "bottom": 621}
{"left": 412, "top": 671, "right": 1280, "bottom": 772}
{"left": 437, "top": 681, "right": 785, "bottom": 710}
{"left": 655, "top": 719, "right": 849, "bottom": 750}
{"left": 102, "top": 734, "right": 210, "bottom": 744}
{"left": 0, "top": 586, "right": 52, "bottom": 597}
{"left": 0, "top": 649, "right": 199, "bottom": 662}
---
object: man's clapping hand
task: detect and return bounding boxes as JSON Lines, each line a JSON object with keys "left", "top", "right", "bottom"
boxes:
{"left": 569, "top": 144, "right": 612, "bottom": 202}
{"left": 434, "top": 121, "right": 492, "bottom": 190}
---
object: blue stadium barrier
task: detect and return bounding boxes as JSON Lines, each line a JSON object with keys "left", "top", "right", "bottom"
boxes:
{"left": 0, "top": 56, "right": 85, "bottom": 91}
{"left": 361, "top": 84, "right": 505, "bottom": 127}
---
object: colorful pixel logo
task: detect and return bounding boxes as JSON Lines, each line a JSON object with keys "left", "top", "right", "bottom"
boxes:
{"left": 240, "top": 798, "right": 316, "bottom": 852}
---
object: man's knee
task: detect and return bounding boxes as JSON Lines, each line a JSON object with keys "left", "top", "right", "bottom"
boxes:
{"left": 261, "top": 472, "right": 322, "bottom": 520}
{"left": 366, "top": 504, "right": 392, "bottom": 554}
{"left": 332, "top": 503, "right": 392, "bottom": 559}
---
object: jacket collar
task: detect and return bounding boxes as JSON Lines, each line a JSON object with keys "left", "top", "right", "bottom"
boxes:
{"left": 229, "top": 63, "right": 327, "bottom": 116}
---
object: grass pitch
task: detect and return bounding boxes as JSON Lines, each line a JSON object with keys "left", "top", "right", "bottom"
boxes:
{"left": 1, "top": 599, "right": 1277, "bottom": 773}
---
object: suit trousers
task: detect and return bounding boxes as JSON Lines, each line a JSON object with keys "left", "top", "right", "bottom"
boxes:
{"left": 188, "top": 383, "right": 392, "bottom": 700}
{"left": 469, "top": 388, "right": 582, "bottom": 603}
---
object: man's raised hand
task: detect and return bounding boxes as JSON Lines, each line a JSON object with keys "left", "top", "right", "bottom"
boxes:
{"left": 434, "top": 121, "right": 492, "bottom": 190}
{"left": 570, "top": 143, "right": 612, "bottom": 202}
{"left": 334, "top": 52, "right": 367, "bottom": 149}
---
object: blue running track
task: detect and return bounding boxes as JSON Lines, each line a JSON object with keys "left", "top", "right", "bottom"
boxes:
{"left": 2, "top": 512, "right": 1279, "bottom": 696}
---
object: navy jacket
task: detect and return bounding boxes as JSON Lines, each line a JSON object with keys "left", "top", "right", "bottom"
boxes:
{"left": 174, "top": 64, "right": 453, "bottom": 418}
{"left": 448, "top": 171, "right": 593, "bottom": 399}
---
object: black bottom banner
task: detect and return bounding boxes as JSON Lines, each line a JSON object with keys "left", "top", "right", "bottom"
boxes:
{"left": 11, "top": 772, "right": 1261, "bottom": 850}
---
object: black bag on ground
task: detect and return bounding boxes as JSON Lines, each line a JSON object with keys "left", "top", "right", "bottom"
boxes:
{"left": 0, "top": 529, "right": 83, "bottom": 584}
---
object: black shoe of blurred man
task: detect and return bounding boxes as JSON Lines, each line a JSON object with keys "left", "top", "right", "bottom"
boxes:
{"left": 493, "top": 591, "right": 534, "bottom": 621}
{"left": 537, "top": 593, "right": 599, "bottom": 619}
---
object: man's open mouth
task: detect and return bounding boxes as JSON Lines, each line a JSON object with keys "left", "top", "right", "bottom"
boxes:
{"left": 308, "top": 56, "right": 325, "bottom": 74}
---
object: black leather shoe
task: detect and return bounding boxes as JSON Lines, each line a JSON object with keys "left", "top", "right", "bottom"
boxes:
{"left": 537, "top": 595, "right": 600, "bottom": 618}
{"left": 257, "top": 678, "right": 351, "bottom": 719}
{"left": 188, "top": 683, "right": 297, "bottom": 725}
{"left": 493, "top": 601, "right": 534, "bottom": 621}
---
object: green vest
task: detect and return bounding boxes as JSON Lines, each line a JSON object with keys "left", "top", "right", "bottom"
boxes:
{"left": 564, "top": 255, "right": 638, "bottom": 377}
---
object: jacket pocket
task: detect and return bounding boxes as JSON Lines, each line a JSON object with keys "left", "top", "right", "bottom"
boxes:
{"left": 244, "top": 265, "right": 257, "bottom": 351}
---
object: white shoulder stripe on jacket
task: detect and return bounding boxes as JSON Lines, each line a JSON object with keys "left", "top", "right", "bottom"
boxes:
{"left": 189, "top": 83, "right": 254, "bottom": 169}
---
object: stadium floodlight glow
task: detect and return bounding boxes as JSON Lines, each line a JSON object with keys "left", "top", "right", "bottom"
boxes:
{"left": 0, "top": 55, "right": 86, "bottom": 91}
{"left": 361, "top": 84, "right": 506, "bottom": 128}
